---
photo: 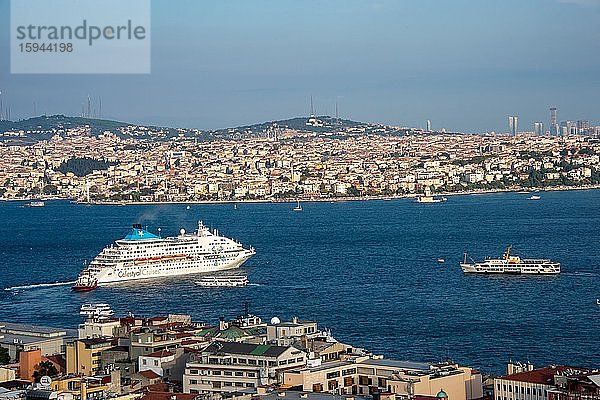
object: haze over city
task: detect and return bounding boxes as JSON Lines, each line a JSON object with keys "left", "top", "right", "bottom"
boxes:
{"left": 1, "top": 0, "right": 599, "bottom": 132}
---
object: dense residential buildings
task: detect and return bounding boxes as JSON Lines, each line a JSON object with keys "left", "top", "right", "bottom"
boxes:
{"left": 1, "top": 116, "right": 600, "bottom": 203}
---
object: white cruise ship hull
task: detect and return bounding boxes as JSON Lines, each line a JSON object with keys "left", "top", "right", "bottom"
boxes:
{"left": 75, "top": 222, "right": 256, "bottom": 289}
{"left": 94, "top": 250, "right": 254, "bottom": 285}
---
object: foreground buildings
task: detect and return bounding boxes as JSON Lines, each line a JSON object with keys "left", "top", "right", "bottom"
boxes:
{"left": 0, "top": 308, "right": 597, "bottom": 400}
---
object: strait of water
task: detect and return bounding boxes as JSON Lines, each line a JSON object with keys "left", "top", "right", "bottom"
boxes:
{"left": 1, "top": 190, "right": 599, "bottom": 374}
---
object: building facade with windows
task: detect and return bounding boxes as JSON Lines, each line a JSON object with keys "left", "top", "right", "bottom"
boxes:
{"left": 183, "top": 342, "right": 307, "bottom": 394}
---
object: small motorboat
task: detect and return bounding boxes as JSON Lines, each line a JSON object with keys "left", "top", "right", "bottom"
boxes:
{"left": 596, "top": 299, "right": 600, "bottom": 306}
{"left": 528, "top": 195, "right": 541, "bottom": 200}
{"left": 194, "top": 275, "right": 248, "bottom": 288}
{"left": 437, "top": 258, "right": 445, "bottom": 264}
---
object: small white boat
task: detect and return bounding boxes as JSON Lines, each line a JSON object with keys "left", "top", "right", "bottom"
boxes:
{"left": 529, "top": 195, "right": 541, "bottom": 200}
{"left": 24, "top": 200, "right": 45, "bottom": 207}
{"left": 596, "top": 299, "right": 600, "bottom": 306}
{"left": 437, "top": 258, "right": 445, "bottom": 263}
{"left": 293, "top": 200, "right": 302, "bottom": 212}
{"left": 194, "top": 275, "right": 248, "bottom": 287}
{"left": 186, "top": 205, "right": 191, "bottom": 210}
{"left": 80, "top": 303, "right": 114, "bottom": 318}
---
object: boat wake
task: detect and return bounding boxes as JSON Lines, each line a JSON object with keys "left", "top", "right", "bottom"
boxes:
{"left": 564, "top": 272, "right": 600, "bottom": 278}
{"left": 4, "top": 281, "right": 76, "bottom": 291}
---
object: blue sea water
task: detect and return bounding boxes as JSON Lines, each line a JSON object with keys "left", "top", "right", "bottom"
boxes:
{"left": 1, "top": 190, "right": 600, "bottom": 374}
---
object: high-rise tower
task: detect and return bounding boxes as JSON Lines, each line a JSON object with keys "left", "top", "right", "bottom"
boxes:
{"left": 508, "top": 116, "right": 519, "bottom": 136}
{"left": 550, "top": 107, "right": 558, "bottom": 135}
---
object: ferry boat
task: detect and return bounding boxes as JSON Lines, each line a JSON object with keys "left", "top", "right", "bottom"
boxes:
{"left": 194, "top": 275, "right": 249, "bottom": 287}
{"left": 80, "top": 303, "right": 113, "bottom": 319}
{"left": 24, "top": 200, "right": 45, "bottom": 207}
{"left": 460, "top": 246, "right": 560, "bottom": 275}
{"left": 414, "top": 187, "right": 447, "bottom": 203}
{"left": 72, "top": 221, "right": 255, "bottom": 291}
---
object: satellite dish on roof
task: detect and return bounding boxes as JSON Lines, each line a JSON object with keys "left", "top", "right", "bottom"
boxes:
{"left": 270, "top": 316, "right": 281, "bottom": 325}
{"left": 40, "top": 376, "right": 52, "bottom": 387}
{"left": 180, "top": 228, "right": 186, "bottom": 235}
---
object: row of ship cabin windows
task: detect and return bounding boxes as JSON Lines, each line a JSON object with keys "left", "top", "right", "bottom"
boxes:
{"left": 497, "top": 384, "right": 547, "bottom": 397}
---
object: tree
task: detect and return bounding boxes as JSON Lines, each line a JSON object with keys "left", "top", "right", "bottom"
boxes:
{"left": 32, "top": 361, "right": 58, "bottom": 382}
{"left": 43, "top": 184, "right": 58, "bottom": 195}
{"left": 0, "top": 346, "right": 10, "bottom": 365}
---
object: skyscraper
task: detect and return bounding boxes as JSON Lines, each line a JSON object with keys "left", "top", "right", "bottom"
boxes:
{"left": 534, "top": 122, "right": 544, "bottom": 136}
{"left": 508, "top": 116, "right": 518, "bottom": 136}
{"left": 550, "top": 107, "right": 558, "bottom": 135}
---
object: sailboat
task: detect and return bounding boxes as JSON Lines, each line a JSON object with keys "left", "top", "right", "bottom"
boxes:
{"left": 293, "top": 200, "right": 303, "bottom": 212}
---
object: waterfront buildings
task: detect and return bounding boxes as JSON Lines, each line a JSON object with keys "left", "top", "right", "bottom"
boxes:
{"left": 0, "top": 323, "right": 74, "bottom": 362}
{"left": 183, "top": 342, "right": 307, "bottom": 393}
{"left": 493, "top": 363, "right": 593, "bottom": 400}
{"left": 1, "top": 115, "right": 600, "bottom": 203}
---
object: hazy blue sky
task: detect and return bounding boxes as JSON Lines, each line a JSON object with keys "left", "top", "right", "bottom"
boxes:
{"left": 1, "top": 0, "right": 599, "bottom": 132}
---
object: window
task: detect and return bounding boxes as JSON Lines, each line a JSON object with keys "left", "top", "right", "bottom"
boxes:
{"left": 246, "top": 383, "right": 254, "bottom": 388}
{"left": 212, "top": 382, "right": 222, "bottom": 389}
{"left": 142, "top": 359, "right": 147, "bottom": 365}
{"left": 248, "top": 372, "right": 256, "bottom": 377}
{"left": 527, "top": 388, "right": 531, "bottom": 395}
{"left": 248, "top": 359, "right": 257, "bottom": 365}
{"left": 313, "top": 383, "right": 323, "bottom": 393}
{"left": 212, "top": 371, "right": 221, "bottom": 375}
{"left": 154, "top": 360, "right": 159, "bottom": 366}
{"left": 190, "top": 369, "right": 198, "bottom": 375}
{"left": 359, "top": 376, "right": 369, "bottom": 386}
{"left": 327, "top": 372, "right": 341, "bottom": 379}
{"left": 190, "top": 379, "right": 197, "bottom": 385}
{"left": 224, "top": 371, "right": 232, "bottom": 376}
{"left": 235, "top": 371, "right": 243, "bottom": 377}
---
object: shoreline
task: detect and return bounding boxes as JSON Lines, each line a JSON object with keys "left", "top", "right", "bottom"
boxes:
{"left": 3, "top": 184, "right": 600, "bottom": 205}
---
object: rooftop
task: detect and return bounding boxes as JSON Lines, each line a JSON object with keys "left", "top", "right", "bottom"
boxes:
{"left": 362, "top": 359, "right": 432, "bottom": 371}
{"left": 500, "top": 366, "right": 588, "bottom": 385}
{"left": 204, "top": 342, "right": 290, "bottom": 358}
{"left": 0, "top": 322, "right": 71, "bottom": 338}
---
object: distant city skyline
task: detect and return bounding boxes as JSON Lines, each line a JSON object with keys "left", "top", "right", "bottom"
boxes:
{"left": 1, "top": 0, "right": 599, "bottom": 132}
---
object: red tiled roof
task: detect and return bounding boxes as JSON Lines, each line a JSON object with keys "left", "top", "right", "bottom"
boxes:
{"left": 140, "top": 392, "right": 197, "bottom": 400}
{"left": 144, "top": 350, "right": 174, "bottom": 358}
{"left": 139, "top": 370, "right": 161, "bottom": 379}
{"left": 501, "top": 366, "right": 588, "bottom": 385}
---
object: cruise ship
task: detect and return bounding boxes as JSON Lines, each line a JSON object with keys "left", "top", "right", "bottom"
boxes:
{"left": 73, "top": 222, "right": 255, "bottom": 291}
{"left": 460, "top": 246, "right": 560, "bottom": 275}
